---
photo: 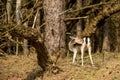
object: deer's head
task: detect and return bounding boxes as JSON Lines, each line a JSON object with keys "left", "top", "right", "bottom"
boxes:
{"left": 70, "top": 36, "right": 83, "bottom": 45}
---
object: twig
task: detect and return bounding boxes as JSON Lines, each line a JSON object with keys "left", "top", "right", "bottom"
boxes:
{"left": 32, "top": 9, "right": 39, "bottom": 28}
{"left": 40, "top": 22, "right": 46, "bottom": 28}
{"left": 64, "top": 16, "right": 88, "bottom": 21}
{"left": 7, "top": 35, "right": 23, "bottom": 45}
{"left": 68, "top": 2, "right": 112, "bottom": 13}
{"left": 59, "top": 8, "right": 72, "bottom": 15}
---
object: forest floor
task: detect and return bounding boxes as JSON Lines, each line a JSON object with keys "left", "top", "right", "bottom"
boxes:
{"left": 0, "top": 52, "right": 120, "bottom": 80}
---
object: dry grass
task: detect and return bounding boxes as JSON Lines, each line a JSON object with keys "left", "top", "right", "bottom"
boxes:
{"left": 0, "top": 52, "right": 120, "bottom": 80}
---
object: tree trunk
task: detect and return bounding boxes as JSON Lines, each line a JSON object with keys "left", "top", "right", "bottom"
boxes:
{"left": 115, "top": 23, "right": 120, "bottom": 52}
{"left": 94, "top": 28, "right": 100, "bottom": 53}
{"left": 43, "top": 0, "right": 66, "bottom": 55}
{"left": 16, "top": 0, "right": 21, "bottom": 24}
{"left": 6, "top": 0, "right": 12, "bottom": 54}
{"left": 15, "top": 0, "right": 21, "bottom": 55}
{"left": 6, "top": 0, "right": 12, "bottom": 23}
{"left": 109, "top": 21, "right": 117, "bottom": 52}
{"left": 116, "top": 25, "right": 120, "bottom": 52}
{"left": 76, "top": 0, "right": 83, "bottom": 37}
{"left": 102, "top": 18, "right": 110, "bottom": 52}
{"left": 23, "top": 22, "right": 29, "bottom": 55}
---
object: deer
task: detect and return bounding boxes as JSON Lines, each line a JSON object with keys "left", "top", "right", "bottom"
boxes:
{"left": 68, "top": 36, "right": 94, "bottom": 66}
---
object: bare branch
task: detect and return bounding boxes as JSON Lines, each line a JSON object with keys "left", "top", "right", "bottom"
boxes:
{"left": 64, "top": 16, "right": 88, "bottom": 21}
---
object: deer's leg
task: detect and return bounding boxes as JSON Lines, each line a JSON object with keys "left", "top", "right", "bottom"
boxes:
{"left": 87, "top": 44, "right": 94, "bottom": 66}
{"left": 72, "top": 49, "right": 77, "bottom": 63}
{"left": 81, "top": 44, "right": 85, "bottom": 66}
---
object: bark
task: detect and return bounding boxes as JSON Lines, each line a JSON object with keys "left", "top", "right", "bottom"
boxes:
{"left": 43, "top": 0, "right": 66, "bottom": 55}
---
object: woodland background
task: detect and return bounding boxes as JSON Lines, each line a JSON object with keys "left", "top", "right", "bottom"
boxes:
{"left": 0, "top": 0, "right": 120, "bottom": 79}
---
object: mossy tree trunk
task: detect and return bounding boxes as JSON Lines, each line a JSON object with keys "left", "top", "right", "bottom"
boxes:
{"left": 81, "top": 1, "right": 120, "bottom": 37}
